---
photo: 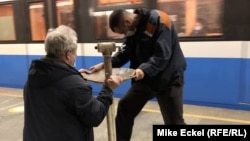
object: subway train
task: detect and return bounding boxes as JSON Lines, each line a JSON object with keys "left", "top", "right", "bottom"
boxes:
{"left": 0, "top": 0, "right": 250, "bottom": 110}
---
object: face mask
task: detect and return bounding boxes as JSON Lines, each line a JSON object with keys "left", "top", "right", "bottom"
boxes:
{"left": 194, "top": 26, "right": 202, "bottom": 31}
{"left": 125, "top": 29, "right": 136, "bottom": 37}
{"left": 68, "top": 50, "right": 77, "bottom": 67}
{"left": 73, "top": 62, "right": 76, "bottom": 67}
{"left": 124, "top": 23, "right": 136, "bottom": 37}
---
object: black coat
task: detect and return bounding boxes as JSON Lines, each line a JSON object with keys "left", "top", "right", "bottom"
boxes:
{"left": 23, "top": 56, "right": 113, "bottom": 141}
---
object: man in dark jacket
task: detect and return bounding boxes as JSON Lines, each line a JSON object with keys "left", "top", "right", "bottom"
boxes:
{"left": 87, "top": 8, "right": 187, "bottom": 141}
{"left": 23, "top": 25, "right": 123, "bottom": 141}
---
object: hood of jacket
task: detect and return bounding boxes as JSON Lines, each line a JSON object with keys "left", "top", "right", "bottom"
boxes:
{"left": 27, "top": 56, "right": 80, "bottom": 88}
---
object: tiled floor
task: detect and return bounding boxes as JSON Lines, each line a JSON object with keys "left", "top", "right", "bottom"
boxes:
{"left": 0, "top": 87, "right": 250, "bottom": 141}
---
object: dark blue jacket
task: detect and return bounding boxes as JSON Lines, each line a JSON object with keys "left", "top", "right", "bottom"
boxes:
{"left": 112, "top": 9, "right": 187, "bottom": 90}
{"left": 23, "top": 56, "right": 113, "bottom": 141}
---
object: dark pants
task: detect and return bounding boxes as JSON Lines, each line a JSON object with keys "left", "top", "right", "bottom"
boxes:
{"left": 116, "top": 77, "right": 185, "bottom": 141}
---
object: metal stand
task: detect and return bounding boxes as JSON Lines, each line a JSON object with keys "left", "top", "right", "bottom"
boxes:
{"left": 95, "top": 42, "right": 117, "bottom": 141}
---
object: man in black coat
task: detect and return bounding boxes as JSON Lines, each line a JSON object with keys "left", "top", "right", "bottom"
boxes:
{"left": 23, "top": 25, "right": 123, "bottom": 141}
{"left": 87, "top": 9, "right": 187, "bottom": 141}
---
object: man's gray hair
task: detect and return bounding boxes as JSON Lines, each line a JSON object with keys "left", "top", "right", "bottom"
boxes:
{"left": 45, "top": 25, "right": 77, "bottom": 57}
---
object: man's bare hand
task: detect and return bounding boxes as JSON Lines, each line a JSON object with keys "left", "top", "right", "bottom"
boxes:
{"left": 79, "top": 68, "right": 91, "bottom": 74}
{"left": 133, "top": 69, "right": 144, "bottom": 81}
{"left": 105, "top": 75, "right": 123, "bottom": 91}
{"left": 89, "top": 62, "right": 104, "bottom": 73}
{"left": 78, "top": 62, "right": 104, "bottom": 74}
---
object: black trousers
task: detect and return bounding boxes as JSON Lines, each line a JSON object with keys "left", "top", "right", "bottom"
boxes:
{"left": 115, "top": 77, "right": 185, "bottom": 141}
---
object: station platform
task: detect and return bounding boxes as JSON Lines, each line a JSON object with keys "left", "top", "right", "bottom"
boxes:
{"left": 1, "top": 87, "right": 250, "bottom": 141}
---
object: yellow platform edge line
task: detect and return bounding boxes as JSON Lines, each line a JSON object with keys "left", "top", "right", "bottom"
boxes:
{"left": 3, "top": 93, "right": 250, "bottom": 124}
{"left": 0, "top": 93, "right": 23, "bottom": 97}
{"left": 142, "top": 108, "right": 250, "bottom": 124}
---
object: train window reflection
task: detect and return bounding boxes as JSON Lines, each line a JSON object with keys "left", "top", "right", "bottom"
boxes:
{"left": 56, "top": 0, "right": 74, "bottom": 29}
{"left": 29, "top": 2, "right": 46, "bottom": 41}
{"left": 157, "top": 0, "right": 223, "bottom": 37}
{"left": 0, "top": 4, "right": 16, "bottom": 41}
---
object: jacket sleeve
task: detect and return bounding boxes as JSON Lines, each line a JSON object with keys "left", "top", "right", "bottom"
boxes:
{"left": 70, "top": 80, "right": 113, "bottom": 127}
{"left": 138, "top": 24, "right": 172, "bottom": 77}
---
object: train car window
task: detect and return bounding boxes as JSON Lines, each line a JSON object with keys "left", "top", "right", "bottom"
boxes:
{"left": 0, "top": 4, "right": 16, "bottom": 41}
{"left": 29, "top": 2, "right": 46, "bottom": 41}
{"left": 90, "top": 0, "right": 154, "bottom": 41}
{"left": 56, "top": 0, "right": 75, "bottom": 29}
{"left": 156, "top": 0, "right": 224, "bottom": 38}
{"left": 94, "top": 9, "right": 135, "bottom": 40}
{"left": 97, "top": 0, "right": 143, "bottom": 7}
